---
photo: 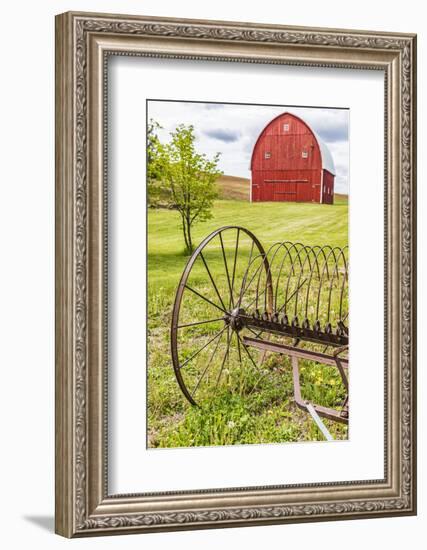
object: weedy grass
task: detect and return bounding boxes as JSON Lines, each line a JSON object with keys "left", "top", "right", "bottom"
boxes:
{"left": 147, "top": 197, "right": 349, "bottom": 448}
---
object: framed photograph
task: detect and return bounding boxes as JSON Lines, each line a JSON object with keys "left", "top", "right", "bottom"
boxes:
{"left": 55, "top": 11, "right": 417, "bottom": 537}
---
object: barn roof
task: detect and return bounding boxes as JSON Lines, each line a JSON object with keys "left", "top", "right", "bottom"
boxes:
{"left": 313, "top": 130, "right": 336, "bottom": 176}
{"left": 250, "top": 112, "right": 336, "bottom": 176}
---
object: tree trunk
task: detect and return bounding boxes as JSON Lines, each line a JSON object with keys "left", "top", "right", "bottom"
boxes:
{"left": 186, "top": 216, "right": 193, "bottom": 254}
{"left": 181, "top": 214, "right": 192, "bottom": 255}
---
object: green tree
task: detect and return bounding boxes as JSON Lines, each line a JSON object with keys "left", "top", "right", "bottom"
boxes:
{"left": 148, "top": 122, "right": 222, "bottom": 254}
{"left": 147, "top": 120, "right": 169, "bottom": 206}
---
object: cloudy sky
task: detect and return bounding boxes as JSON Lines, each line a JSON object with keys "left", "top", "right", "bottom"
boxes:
{"left": 148, "top": 100, "right": 349, "bottom": 194}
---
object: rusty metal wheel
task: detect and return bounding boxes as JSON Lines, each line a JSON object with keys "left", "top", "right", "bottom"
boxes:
{"left": 171, "top": 226, "right": 273, "bottom": 406}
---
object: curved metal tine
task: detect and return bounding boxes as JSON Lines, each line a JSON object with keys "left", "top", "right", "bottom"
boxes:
{"left": 273, "top": 242, "right": 294, "bottom": 309}
{"left": 191, "top": 327, "right": 225, "bottom": 398}
{"left": 276, "top": 243, "right": 305, "bottom": 315}
{"left": 218, "top": 231, "right": 235, "bottom": 310}
{"left": 244, "top": 284, "right": 266, "bottom": 311}
{"left": 315, "top": 247, "right": 339, "bottom": 325}
{"left": 199, "top": 251, "right": 227, "bottom": 312}
{"left": 292, "top": 244, "right": 321, "bottom": 319}
{"left": 215, "top": 327, "right": 231, "bottom": 389}
{"left": 327, "top": 246, "right": 343, "bottom": 322}
{"left": 179, "top": 326, "right": 227, "bottom": 369}
{"left": 326, "top": 247, "right": 346, "bottom": 324}
{"left": 310, "top": 245, "right": 324, "bottom": 280}
{"left": 177, "top": 316, "right": 225, "bottom": 329}
{"left": 184, "top": 284, "right": 227, "bottom": 314}
{"left": 293, "top": 245, "right": 316, "bottom": 318}
{"left": 237, "top": 251, "right": 266, "bottom": 310}
{"left": 254, "top": 242, "right": 282, "bottom": 311}
{"left": 276, "top": 276, "right": 308, "bottom": 315}
{"left": 236, "top": 239, "right": 275, "bottom": 313}
{"left": 304, "top": 245, "right": 330, "bottom": 320}
{"left": 338, "top": 248, "right": 349, "bottom": 322}
{"left": 263, "top": 242, "right": 288, "bottom": 311}
{"left": 288, "top": 244, "right": 309, "bottom": 316}
{"left": 281, "top": 242, "right": 306, "bottom": 314}
{"left": 340, "top": 309, "right": 349, "bottom": 331}
{"left": 261, "top": 242, "right": 290, "bottom": 312}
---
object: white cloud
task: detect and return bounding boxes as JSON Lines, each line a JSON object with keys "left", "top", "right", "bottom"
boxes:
{"left": 148, "top": 100, "right": 349, "bottom": 194}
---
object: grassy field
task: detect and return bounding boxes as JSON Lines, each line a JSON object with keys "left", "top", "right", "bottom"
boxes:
{"left": 147, "top": 195, "right": 349, "bottom": 448}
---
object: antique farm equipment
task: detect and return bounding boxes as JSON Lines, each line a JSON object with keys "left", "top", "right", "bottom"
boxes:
{"left": 250, "top": 112, "right": 336, "bottom": 204}
{"left": 171, "top": 226, "right": 349, "bottom": 437}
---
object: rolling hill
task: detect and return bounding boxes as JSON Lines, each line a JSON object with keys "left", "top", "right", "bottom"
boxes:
{"left": 216, "top": 175, "right": 250, "bottom": 200}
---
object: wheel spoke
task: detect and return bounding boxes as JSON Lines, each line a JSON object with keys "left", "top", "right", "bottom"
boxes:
{"left": 215, "top": 327, "right": 231, "bottom": 388}
{"left": 238, "top": 259, "right": 264, "bottom": 309}
{"left": 199, "top": 252, "right": 227, "bottom": 312}
{"left": 235, "top": 331, "right": 246, "bottom": 395}
{"left": 179, "top": 326, "right": 227, "bottom": 369}
{"left": 191, "top": 328, "right": 225, "bottom": 398}
{"left": 237, "top": 241, "right": 255, "bottom": 308}
{"left": 246, "top": 326, "right": 265, "bottom": 339}
{"left": 244, "top": 284, "right": 266, "bottom": 311}
{"left": 236, "top": 332, "right": 263, "bottom": 374}
{"left": 172, "top": 226, "right": 275, "bottom": 408}
{"left": 177, "top": 316, "right": 225, "bottom": 329}
{"left": 236, "top": 332, "right": 271, "bottom": 395}
{"left": 184, "top": 284, "right": 227, "bottom": 314}
{"left": 236, "top": 330, "right": 242, "bottom": 364}
{"left": 276, "top": 278, "right": 308, "bottom": 313}
{"left": 219, "top": 232, "right": 234, "bottom": 309}
{"left": 230, "top": 228, "right": 240, "bottom": 307}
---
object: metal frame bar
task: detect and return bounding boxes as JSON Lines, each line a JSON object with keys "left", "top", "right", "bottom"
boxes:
{"left": 243, "top": 336, "right": 349, "bottom": 425}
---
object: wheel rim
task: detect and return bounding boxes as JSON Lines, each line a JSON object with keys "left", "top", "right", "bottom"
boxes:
{"left": 171, "top": 226, "right": 273, "bottom": 406}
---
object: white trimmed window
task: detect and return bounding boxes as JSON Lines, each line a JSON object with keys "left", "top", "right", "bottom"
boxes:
{"left": 264, "top": 151, "right": 271, "bottom": 159}
{"left": 301, "top": 150, "right": 308, "bottom": 158}
{"left": 283, "top": 123, "right": 290, "bottom": 132}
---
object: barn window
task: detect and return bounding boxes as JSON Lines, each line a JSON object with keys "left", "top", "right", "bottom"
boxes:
{"left": 283, "top": 123, "right": 290, "bottom": 132}
{"left": 301, "top": 150, "right": 308, "bottom": 158}
{"left": 264, "top": 151, "right": 271, "bottom": 159}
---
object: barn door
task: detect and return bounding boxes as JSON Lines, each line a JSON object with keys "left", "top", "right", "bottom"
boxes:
{"left": 271, "top": 181, "right": 297, "bottom": 202}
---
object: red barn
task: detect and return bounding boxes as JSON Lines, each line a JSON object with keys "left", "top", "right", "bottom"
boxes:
{"left": 250, "top": 112, "right": 336, "bottom": 204}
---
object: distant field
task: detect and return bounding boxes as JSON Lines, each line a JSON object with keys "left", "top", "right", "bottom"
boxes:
{"left": 216, "top": 175, "right": 250, "bottom": 200}
{"left": 147, "top": 198, "right": 349, "bottom": 448}
{"left": 334, "top": 193, "right": 349, "bottom": 202}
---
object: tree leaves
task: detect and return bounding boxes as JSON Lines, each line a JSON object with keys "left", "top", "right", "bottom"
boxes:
{"left": 147, "top": 120, "right": 222, "bottom": 253}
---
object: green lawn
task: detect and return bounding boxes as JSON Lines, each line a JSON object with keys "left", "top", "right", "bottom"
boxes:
{"left": 147, "top": 198, "right": 349, "bottom": 448}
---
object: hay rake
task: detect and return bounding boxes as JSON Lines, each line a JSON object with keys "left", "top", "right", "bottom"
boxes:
{"left": 171, "top": 226, "right": 349, "bottom": 438}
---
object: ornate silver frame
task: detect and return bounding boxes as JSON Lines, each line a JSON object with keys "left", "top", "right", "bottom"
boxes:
{"left": 55, "top": 11, "right": 417, "bottom": 537}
